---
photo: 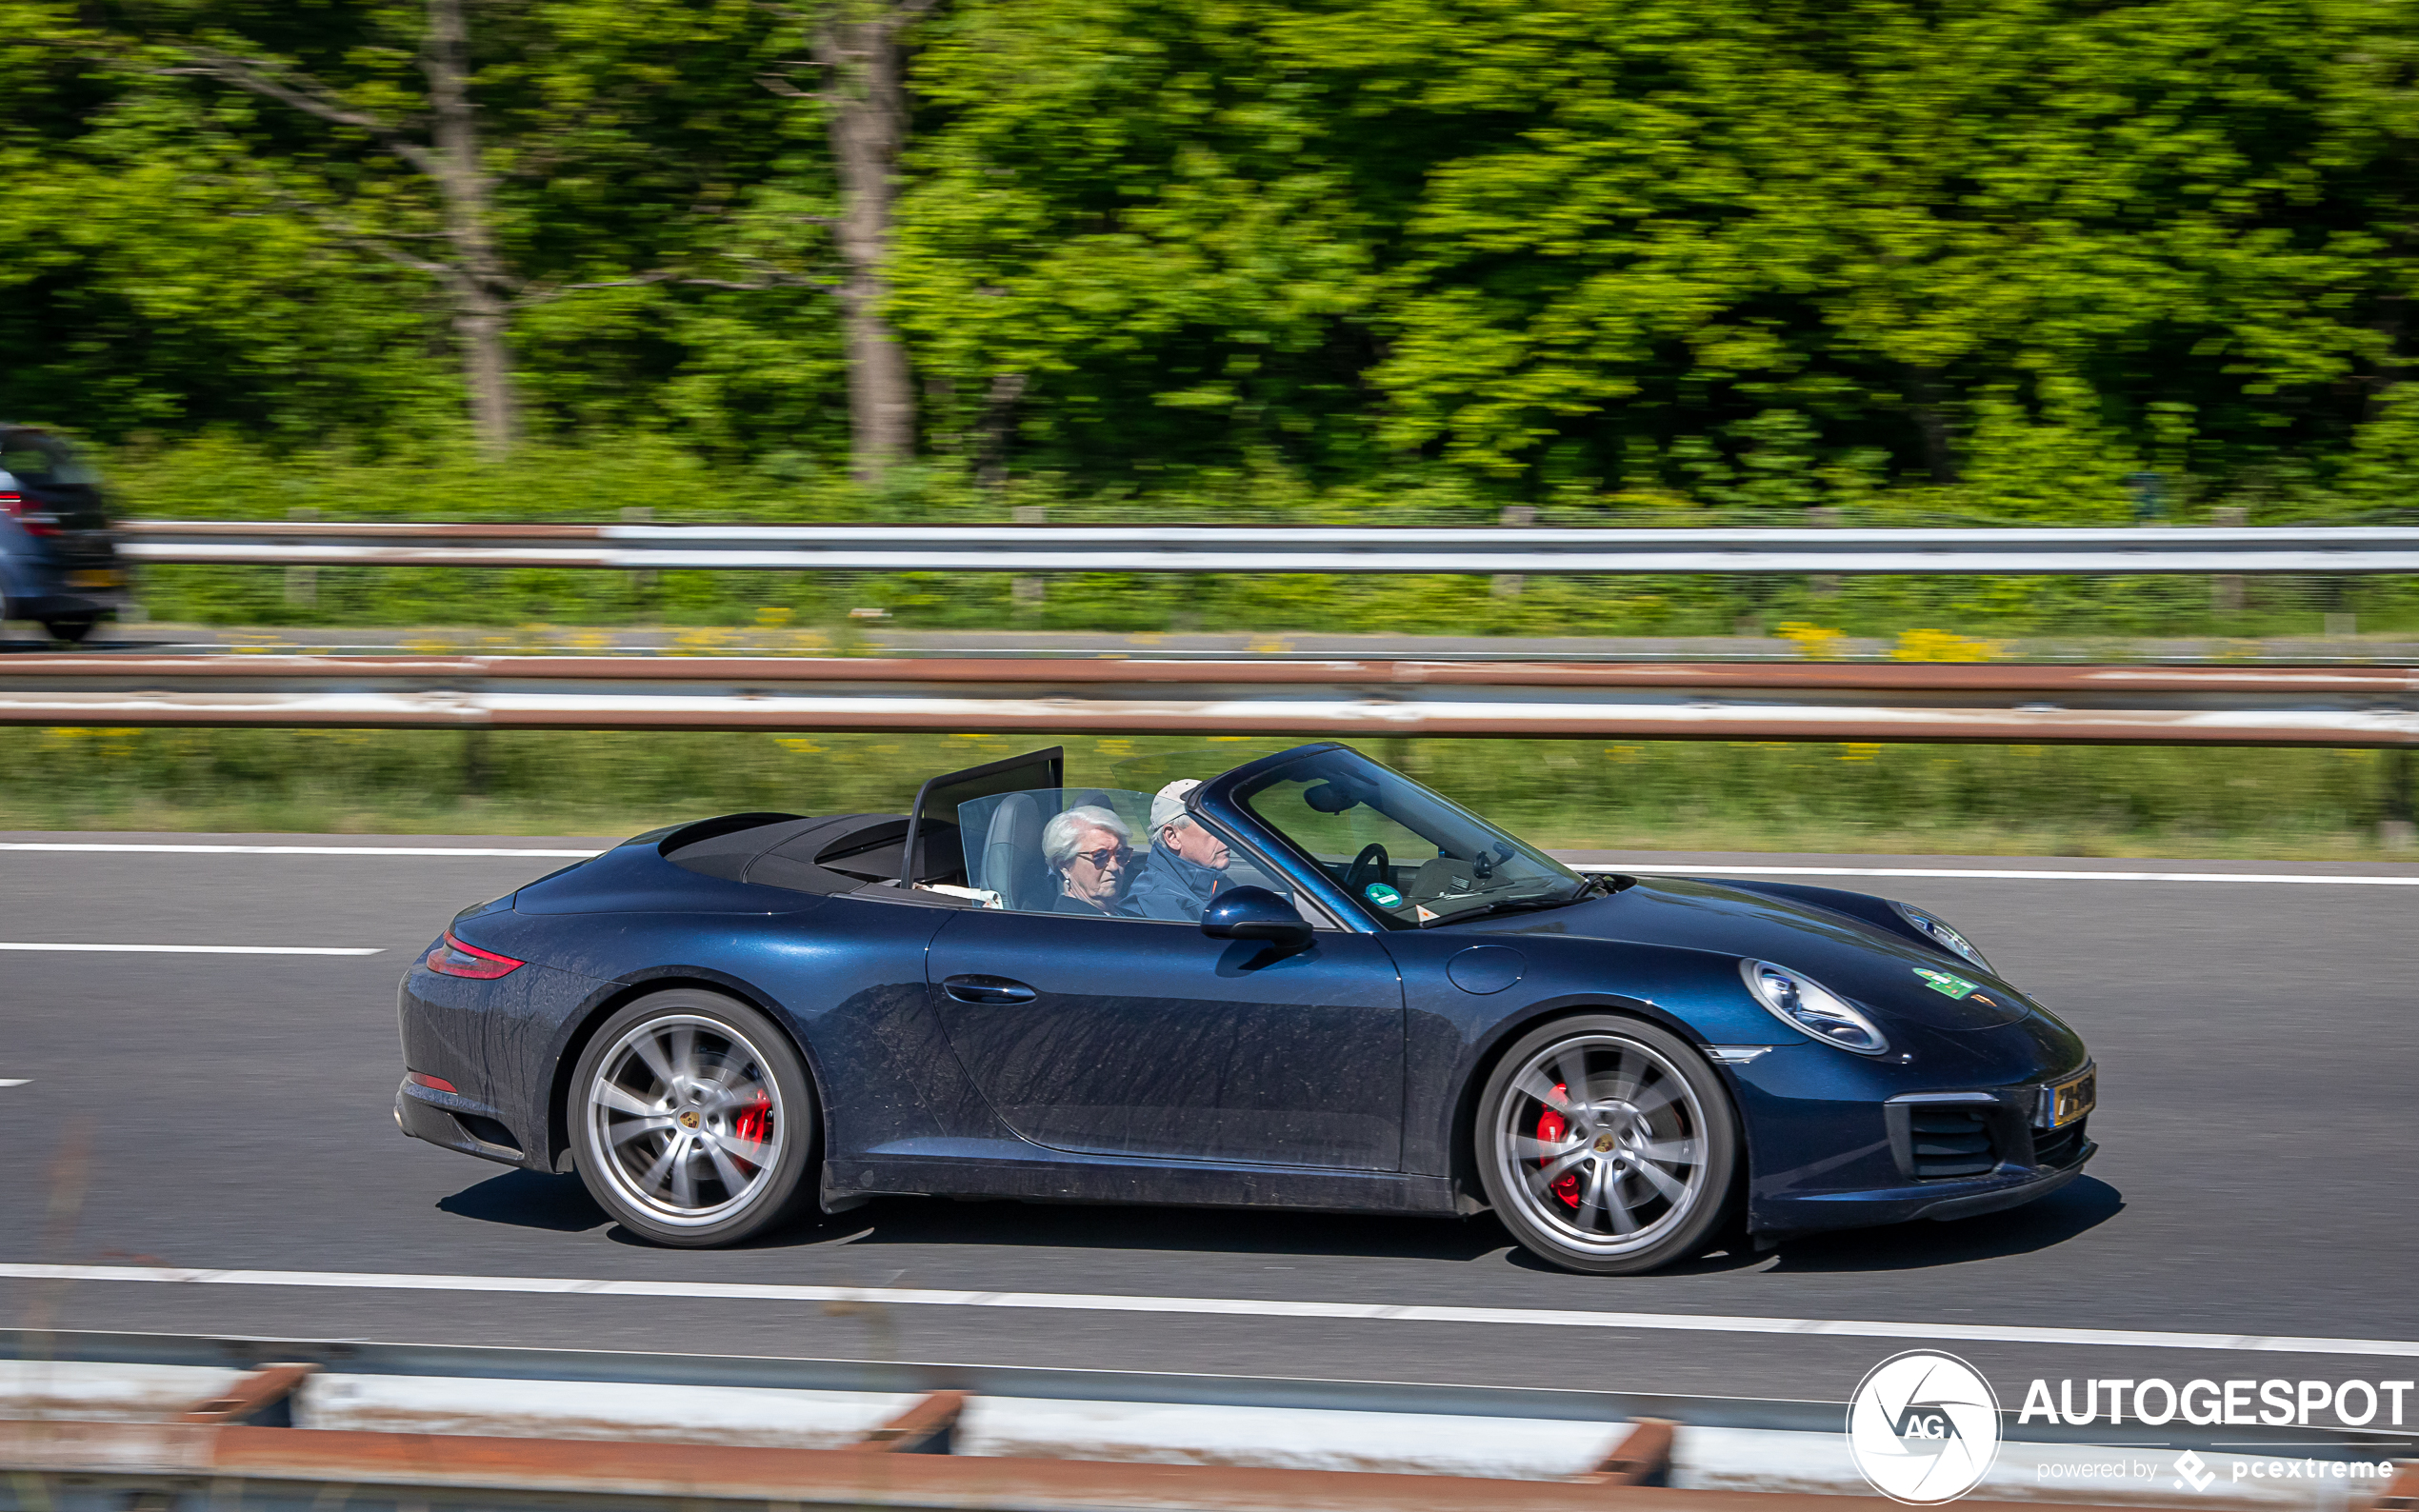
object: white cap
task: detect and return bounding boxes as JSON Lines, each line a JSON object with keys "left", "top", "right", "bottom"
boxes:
{"left": 1151, "top": 778, "right": 1202, "bottom": 832}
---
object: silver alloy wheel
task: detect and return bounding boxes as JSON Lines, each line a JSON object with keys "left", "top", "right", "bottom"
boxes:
{"left": 1489, "top": 1031, "right": 1710, "bottom": 1258}
{"left": 584, "top": 1013, "right": 785, "bottom": 1227}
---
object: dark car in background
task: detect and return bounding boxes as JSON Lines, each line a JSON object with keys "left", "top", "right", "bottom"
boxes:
{"left": 0, "top": 426, "right": 129, "bottom": 643}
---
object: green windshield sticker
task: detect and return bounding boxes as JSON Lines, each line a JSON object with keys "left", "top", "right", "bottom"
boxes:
{"left": 1364, "top": 883, "right": 1404, "bottom": 908}
{"left": 1913, "top": 966, "right": 1977, "bottom": 999}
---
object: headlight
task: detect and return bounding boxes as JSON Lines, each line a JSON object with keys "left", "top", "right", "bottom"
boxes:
{"left": 1892, "top": 902, "right": 1991, "bottom": 972}
{"left": 1741, "top": 961, "right": 1890, "bottom": 1055}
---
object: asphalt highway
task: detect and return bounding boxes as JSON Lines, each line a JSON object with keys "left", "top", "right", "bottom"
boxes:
{"left": 3, "top": 834, "right": 2415, "bottom": 1425}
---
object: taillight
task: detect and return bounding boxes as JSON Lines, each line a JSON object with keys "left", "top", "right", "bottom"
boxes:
{"left": 425, "top": 930, "right": 524, "bottom": 979}
{"left": 405, "top": 1071, "right": 459, "bottom": 1093}
{"left": 1, "top": 491, "right": 58, "bottom": 536}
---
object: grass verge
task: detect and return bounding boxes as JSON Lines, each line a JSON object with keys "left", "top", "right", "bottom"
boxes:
{"left": 3, "top": 728, "right": 2409, "bottom": 861}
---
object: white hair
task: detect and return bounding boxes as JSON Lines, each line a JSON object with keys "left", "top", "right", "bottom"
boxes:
{"left": 1041, "top": 806, "right": 1130, "bottom": 870}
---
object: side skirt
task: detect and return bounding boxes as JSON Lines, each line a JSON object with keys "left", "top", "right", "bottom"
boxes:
{"left": 830, "top": 1144, "right": 1459, "bottom": 1217}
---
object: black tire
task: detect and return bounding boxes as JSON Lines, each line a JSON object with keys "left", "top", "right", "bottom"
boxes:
{"left": 1473, "top": 1013, "right": 1739, "bottom": 1275}
{"left": 567, "top": 988, "right": 820, "bottom": 1247}
{"left": 43, "top": 616, "right": 96, "bottom": 645}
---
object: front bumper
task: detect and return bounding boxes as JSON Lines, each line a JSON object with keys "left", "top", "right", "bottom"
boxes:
{"left": 1752, "top": 1137, "right": 2095, "bottom": 1235}
{"left": 1729, "top": 1014, "right": 2097, "bottom": 1238}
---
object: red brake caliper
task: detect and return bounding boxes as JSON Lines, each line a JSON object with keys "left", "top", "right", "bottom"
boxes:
{"left": 730, "top": 1095, "right": 772, "bottom": 1172}
{"left": 1535, "top": 1083, "right": 1581, "bottom": 1208}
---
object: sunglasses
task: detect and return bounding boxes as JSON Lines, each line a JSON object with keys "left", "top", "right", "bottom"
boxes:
{"left": 1069, "top": 845, "right": 1132, "bottom": 869}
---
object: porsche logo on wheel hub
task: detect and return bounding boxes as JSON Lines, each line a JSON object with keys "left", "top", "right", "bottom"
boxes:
{"left": 1593, "top": 1133, "right": 1616, "bottom": 1152}
{"left": 677, "top": 1110, "right": 701, "bottom": 1129}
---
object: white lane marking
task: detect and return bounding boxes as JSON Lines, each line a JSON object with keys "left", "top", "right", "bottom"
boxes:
{"left": 0, "top": 944, "right": 382, "bottom": 956}
{"left": 0, "top": 844, "right": 598, "bottom": 857}
{"left": 1578, "top": 865, "right": 2419, "bottom": 885}
{"left": 0, "top": 1263, "right": 2410, "bottom": 1359}
{"left": 0, "top": 1080, "right": 26, "bottom": 1087}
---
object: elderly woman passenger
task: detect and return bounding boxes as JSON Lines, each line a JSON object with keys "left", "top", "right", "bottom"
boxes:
{"left": 1040, "top": 806, "right": 1136, "bottom": 916}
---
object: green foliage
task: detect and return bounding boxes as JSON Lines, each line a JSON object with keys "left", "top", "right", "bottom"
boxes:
{"left": 1, "top": 0, "right": 2414, "bottom": 510}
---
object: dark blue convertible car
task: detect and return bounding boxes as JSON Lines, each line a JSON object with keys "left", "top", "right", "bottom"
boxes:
{"left": 396, "top": 742, "right": 2096, "bottom": 1274}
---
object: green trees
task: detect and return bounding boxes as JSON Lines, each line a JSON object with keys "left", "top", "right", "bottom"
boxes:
{"left": 4, "top": 0, "right": 2416, "bottom": 512}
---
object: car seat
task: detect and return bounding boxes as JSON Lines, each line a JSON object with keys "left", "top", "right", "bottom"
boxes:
{"left": 981, "top": 792, "right": 1049, "bottom": 911}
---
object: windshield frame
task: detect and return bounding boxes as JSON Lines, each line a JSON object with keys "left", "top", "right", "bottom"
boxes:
{"left": 1216, "top": 745, "right": 1588, "bottom": 930}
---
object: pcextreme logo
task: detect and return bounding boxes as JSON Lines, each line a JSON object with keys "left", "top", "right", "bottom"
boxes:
{"left": 1847, "top": 1351, "right": 2005, "bottom": 1504}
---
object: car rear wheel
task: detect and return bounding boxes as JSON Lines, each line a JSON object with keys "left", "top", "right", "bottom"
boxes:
{"left": 1474, "top": 1014, "right": 1739, "bottom": 1275}
{"left": 568, "top": 989, "right": 819, "bottom": 1246}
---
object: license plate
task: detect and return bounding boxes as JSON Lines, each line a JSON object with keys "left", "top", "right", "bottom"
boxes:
{"left": 2043, "top": 1067, "right": 2096, "bottom": 1128}
{"left": 67, "top": 569, "right": 122, "bottom": 588}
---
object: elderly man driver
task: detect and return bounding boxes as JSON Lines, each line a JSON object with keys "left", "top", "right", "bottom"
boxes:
{"left": 1041, "top": 805, "right": 1137, "bottom": 916}
{"left": 1126, "top": 779, "right": 1235, "bottom": 922}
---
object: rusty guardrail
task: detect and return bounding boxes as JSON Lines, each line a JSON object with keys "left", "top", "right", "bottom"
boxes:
{"left": 12, "top": 1357, "right": 2405, "bottom": 1512}
{"left": 115, "top": 519, "right": 2419, "bottom": 575}
{"left": 0, "top": 655, "right": 2409, "bottom": 746}
{"left": 5, "top": 1333, "right": 2409, "bottom": 1512}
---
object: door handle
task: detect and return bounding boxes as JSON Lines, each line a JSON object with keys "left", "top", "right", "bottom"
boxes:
{"left": 943, "top": 974, "right": 1037, "bottom": 1005}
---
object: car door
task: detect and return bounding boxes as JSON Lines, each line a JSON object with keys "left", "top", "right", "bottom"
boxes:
{"left": 925, "top": 907, "right": 1406, "bottom": 1171}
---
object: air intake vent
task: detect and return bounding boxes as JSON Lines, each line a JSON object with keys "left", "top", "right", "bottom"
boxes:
{"left": 2032, "top": 1117, "right": 2088, "bottom": 1169}
{"left": 1909, "top": 1106, "right": 1998, "bottom": 1180}
{"left": 452, "top": 1112, "right": 524, "bottom": 1155}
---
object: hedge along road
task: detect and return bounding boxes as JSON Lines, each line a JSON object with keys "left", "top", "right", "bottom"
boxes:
{"left": 0, "top": 836, "right": 2413, "bottom": 1415}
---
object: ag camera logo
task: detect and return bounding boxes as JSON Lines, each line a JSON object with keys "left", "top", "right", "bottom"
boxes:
{"left": 1848, "top": 1350, "right": 2005, "bottom": 1503}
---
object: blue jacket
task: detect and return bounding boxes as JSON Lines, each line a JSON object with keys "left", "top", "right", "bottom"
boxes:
{"left": 1125, "top": 837, "right": 1230, "bottom": 922}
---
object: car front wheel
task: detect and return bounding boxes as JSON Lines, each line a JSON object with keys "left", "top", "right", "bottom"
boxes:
{"left": 1474, "top": 1014, "right": 1739, "bottom": 1275}
{"left": 568, "top": 989, "right": 820, "bottom": 1246}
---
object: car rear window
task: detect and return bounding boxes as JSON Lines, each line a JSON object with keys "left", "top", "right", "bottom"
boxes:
{"left": 0, "top": 432, "right": 100, "bottom": 487}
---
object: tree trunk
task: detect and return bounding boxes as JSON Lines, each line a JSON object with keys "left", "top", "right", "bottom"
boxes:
{"left": 423, "top": 0, "right": 517, "bottom": 458}
{"left": 1906, "top": 365, "right": 1958, "bottom": 485}
{"left": 821, "top": 5, "right": 916, "bottom": 482}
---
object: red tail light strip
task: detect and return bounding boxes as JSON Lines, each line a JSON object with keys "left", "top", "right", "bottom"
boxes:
{"left": 424, "top": 931, "right": 525, "bottom": 979}
{"left": 404, "top": 1071, "right": 459, "bottom": 1094}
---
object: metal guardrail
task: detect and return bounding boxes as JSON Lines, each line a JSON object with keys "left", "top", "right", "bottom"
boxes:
{"left": 116, "top": 520, "right": 2419, "bottom": 575}
{"left": 0, "top": 655, "right": 2409, "bottom": 746}
{"left": 6, "top": 1330, "right": 2406, "bottom": 1512}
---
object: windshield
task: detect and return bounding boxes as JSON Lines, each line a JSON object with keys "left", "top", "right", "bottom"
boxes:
{"left": 1232, "top": 747, "right": 1587, "bottom": 926}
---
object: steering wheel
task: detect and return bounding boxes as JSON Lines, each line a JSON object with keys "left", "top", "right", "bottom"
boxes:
{"left": 1345, "top": 843, "right": 1391, "bottom": 896}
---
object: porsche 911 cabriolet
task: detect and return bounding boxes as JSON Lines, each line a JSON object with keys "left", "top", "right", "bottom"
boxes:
{"left": 395, "top": 741, "right": 2095, "bottom": 1274}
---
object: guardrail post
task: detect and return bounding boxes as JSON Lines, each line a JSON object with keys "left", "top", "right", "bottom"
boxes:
{"left": 2384, "top": 746, "right": 2415, "bottom": 852}
{"left": 1012, "top": 506, "right": 1046, "bottom": 612}
{"left": 623, "top": 507, "right": 657, "bottom": 612}
{"left": 284, "top": 509, "right": 318, "bottom": 609}
{"left": 180, "top": 1363, "right": 319, "bottom": 1428}
{"left": 1574, "top": 1417, "right": 1675, "bottom": 1487}
{"left": 2211, "top": 507, "right": 2247, "bottom": 617}
{"left": 845, "top": 1389, "right": 967, "bottom": 1454}
{"left": 1492, "top": 506, "right": 1536, "bottom": 598}
{"left": 1809, "top": 506, "right": 1842, "bottom": 598}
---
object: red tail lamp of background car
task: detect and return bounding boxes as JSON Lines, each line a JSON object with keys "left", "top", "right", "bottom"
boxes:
{"left": 0, "top": 492, "right": 58, "bottom": 536}
{"left": 425, "top": 931, "right": 525, "bottom": 980}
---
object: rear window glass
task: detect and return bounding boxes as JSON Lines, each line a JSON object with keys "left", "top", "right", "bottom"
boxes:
{"left": 0, "top": 433, "right": 99, "bottom": 486}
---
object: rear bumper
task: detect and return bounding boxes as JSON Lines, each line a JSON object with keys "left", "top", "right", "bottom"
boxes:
{"left": 395, "top": 1076, "right": 533, "bottom": 1168}
{"left": 14, "top": 589, "right": 128, "bottom": 619}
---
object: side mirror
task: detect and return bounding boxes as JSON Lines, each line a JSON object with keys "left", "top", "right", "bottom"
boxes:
{"left": 1201, "top": 885, "right": 1313, "bottom": 951}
